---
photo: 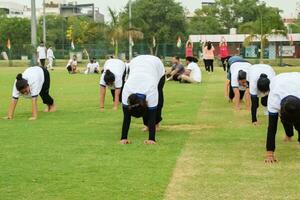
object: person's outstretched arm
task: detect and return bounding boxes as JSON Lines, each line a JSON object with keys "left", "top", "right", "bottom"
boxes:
{"left": 99, "top": 86, "right": 106, "bottom": 111}
{"left": 30, "top": 97, "right": 38, "bottom": 120}
{"left": 233, "top": 88, "right": 240, "bottom": 110}
{"left": 113, "top": 89, "right": 121, "bottom": 110}
{"left": 7, "top": 98, "right": 18, "bottom": 119}
{"left": 265, "top": 113, "right": 279, "bottom": 163}
{"left": 147, "top": 109, "right": 157, "bottom": 143}
{"left": 245, "top": 89, "right": 251, "bottom": 110}
{"left": 121, "top": 106, "right": 131, "bottom": 141}
{"left": 224, "top": 80, "right": 230, "bottom": 100}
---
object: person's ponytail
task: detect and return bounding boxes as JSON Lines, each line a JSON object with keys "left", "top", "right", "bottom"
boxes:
{"left": 15, "top": 73, "right": 28, "bottom": 91}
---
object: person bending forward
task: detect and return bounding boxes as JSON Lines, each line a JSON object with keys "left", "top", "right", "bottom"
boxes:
{"left": 120, "top": 55, "right": 165, "bottom": 145}
{"left": 6, "top": 66, "right": 55, "bottom": 120}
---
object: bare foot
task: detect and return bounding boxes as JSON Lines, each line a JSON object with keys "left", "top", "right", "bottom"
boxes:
{"left": 144, "top": 140, "right": 156, "bottom": 145}
{"left": 283, "top": 136, "right": 292, "bottom": 142}
{"left": 44, "top": 107, "right": 49, "bottom": 112}
{"left": 120, "top": 139, "right": 130, "bottom": 145}
{"left": 48, "top": 104, "right": 56, "bottom": 112}
{"left": 142, "top": 126, "right": 149, "bottom": 132}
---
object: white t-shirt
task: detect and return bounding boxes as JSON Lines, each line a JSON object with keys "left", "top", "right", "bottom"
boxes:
{"left": 37, "top": 46, "right": 46, "bottom": 59}
{"left": 187, "top": 62, "right": 201, "bottom": 82}
{"left": 100, "top": 59, "right": 126, "bottom": 88}
{"left": 66, "top": 59, "right": 77, "bottom": 68}
{"left": 230, "top": 62, "right": 252, "bottom": 90}
{"left": 47, "top": 48, "right": 55, "bottom": 59}
{"left": 249, "top": 64, "right": 276, "bottom": 96}
{"left": 12, "top": 66, "right": 45, "bottom": 99}
{"left": 85, "top": 62, "right": 99, "bottom": 74}
{"left": 122, "top": 55, "right": 165, "bottom": 108}
{"left": 268, "top": 72, "right": 300, "bottom": 114}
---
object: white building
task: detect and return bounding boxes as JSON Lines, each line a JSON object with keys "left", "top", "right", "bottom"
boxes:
{"left": 0, "top": 1, "right": 27, "bottom": 18}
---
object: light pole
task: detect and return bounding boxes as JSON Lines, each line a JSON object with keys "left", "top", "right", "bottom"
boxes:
{"left": 31, "top": 0, "right": 37, "bottom": 66}
{"left": 43, "top": 0, "right": 46, "bottom": 44}
{"left": 258, "top": 1, "right": 264, "bottom": 63}
{"left": 129, "top": 0, "right": 133, "bottom": 60}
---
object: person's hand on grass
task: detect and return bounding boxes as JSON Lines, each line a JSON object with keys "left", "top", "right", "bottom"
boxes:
{"left": 120, "top": 139, "right": 130, "bottom": 144}
{"left": 144, "top": 140, "right": 156, "bottom": 145}
{"left": 252, "top": 121, "right": 259, "bottom": 126}
{"left": 265, "top": 151, "right": 277, "bottom": 164}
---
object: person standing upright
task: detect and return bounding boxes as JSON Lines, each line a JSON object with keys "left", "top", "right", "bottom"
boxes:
{"left": 219, "top": 37, "right": 230, "bottom": 72}
{"left": 37, "top": 41, "right": 47, "bottom": 68}
{"left": 46, "top": 46, "right": 55, "bottom": 70}
{"left": 203, "top": 41, "right": 215, "bottom": 73}
{"left": 185, "top": 40, "right": 193, "bottom": 58}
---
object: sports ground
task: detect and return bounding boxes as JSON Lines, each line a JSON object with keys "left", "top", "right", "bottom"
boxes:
{"left": 0, "top": 63, "right": 299, "bottom": 200}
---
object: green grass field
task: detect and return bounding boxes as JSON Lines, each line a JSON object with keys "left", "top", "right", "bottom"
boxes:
{"left": 0, "top": 64, "right": 299, "bottom": 200}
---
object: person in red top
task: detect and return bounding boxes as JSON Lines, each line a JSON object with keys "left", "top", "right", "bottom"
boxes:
{"left": 185, "top": 40, "right": 193, "bottom": 57}
{"left": 219, "top": 37, "right": 230, "bottom": 72}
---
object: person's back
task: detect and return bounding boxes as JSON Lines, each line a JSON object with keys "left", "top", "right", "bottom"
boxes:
{"left": 268, "top": 72, "right": 300, "bottom": 113}
{"left": 203, "top": 46, "right": 215, "bottom": 60}
{"left": 187, "top": 62, "right": 201, "bottom": 83}
{"left": 128, "top": 55, "right": 165, "bottom": 84}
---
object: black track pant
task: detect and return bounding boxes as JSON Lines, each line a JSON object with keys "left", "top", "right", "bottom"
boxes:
{"left": 206, "top": 59, "right": 214, "bottom": 72}
{"left": 251, "top": 95, "right": 268, "bottom": 122}
{"left": 267, "top": 113, "right": 300, "bottom": 151}
{"left": 40, "top": 67, "right": 54, "bottom": 106}
{"left": 40, "top": 59, "right": 46, "bottom": 67}
{"left": 221, "top": 56, "right": 230, "bottom": 72}
{"left": 281, "top": 119, "right": 300, "bottom": 142}
{"left": 143, "top": 75, "right": 165, "bottom": 126}
{"left": 229, "top": 85, "right": 245, "bottom": 100}
{"left": 203, "top": 59, "right": 209, "bottom": 71}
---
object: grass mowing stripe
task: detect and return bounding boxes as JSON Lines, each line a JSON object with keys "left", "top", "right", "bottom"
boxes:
{"left": 164, "top": 67, "right": 300, "bottom": 200}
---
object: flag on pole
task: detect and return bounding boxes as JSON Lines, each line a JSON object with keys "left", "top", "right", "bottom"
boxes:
{"left": 7, "top": 38, "right": 11, "bottom": 50}
{"left": 71, "top": 40, "right": 75, "bottom": 50}
{"left": 152, "top": 36, "right": 156, "bottom": 47}
{"left": 176, "top": 36, "right": 182, "bottom": 48}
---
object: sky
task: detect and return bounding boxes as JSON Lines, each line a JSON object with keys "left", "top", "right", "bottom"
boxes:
{"left": 8, "top": 0, "right": 300, "bottom": 21}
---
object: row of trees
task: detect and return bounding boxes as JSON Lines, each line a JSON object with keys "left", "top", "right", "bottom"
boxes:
{"left": 0, "top": 0, "right": 297, "bottom": 59}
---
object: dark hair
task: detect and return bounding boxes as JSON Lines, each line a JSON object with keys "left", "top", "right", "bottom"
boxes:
{"left": 15, "top": 73, "right": 28, "bottom": 91}
{"left": 238, "top": 70, "right": 247, "bottom": 80}
{"left": 127, "top": 94, "right": 148, "bottom": 118}
{"left": 186, "top": 56, "right": 198, "bottom": 63}
{"left": 257, "top": 73, "right": 270, "bottom": 93}
{"left": 174, "top": 56, "right": 180, "bottom": 61}
{"left": 104, "top": 70, "right": 115, "bottom": 85}
{"left": 280, "top": 96, "right": 300, "bottom": 124}
{"left": 207, "top": 41, "right": 212, "bottom": 50}
{"left": 90, "top": 59, "right": 94, "bottom": 63}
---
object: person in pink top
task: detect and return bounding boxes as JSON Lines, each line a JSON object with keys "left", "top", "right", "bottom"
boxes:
{"left": 219, "top": 37, "right": 230, "bottom": 72}
{"left": 203, "top": 41, "right": 215, "bottom": 73}
{"left": 185, "top": 40, "right": 193, "bottom": 57}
